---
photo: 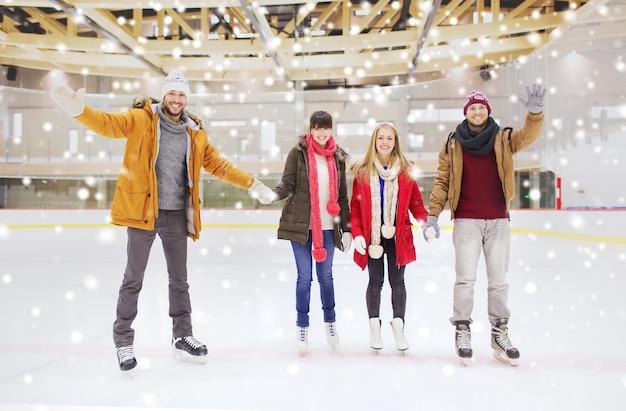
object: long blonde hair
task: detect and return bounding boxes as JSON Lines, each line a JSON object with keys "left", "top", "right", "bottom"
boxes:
{"left": 351, "top": 123, "right": 413, "bottom": 181}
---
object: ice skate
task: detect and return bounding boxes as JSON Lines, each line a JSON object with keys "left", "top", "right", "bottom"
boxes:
{"left": 390, "top": 318, "right": 409, "bottom": 352}
{"left": 295, "top": 326, "right": 309, "bottom": 355}
{"left": 324, "top": 322, "right": 339, "bottom": 350}
{"left": 116, "top": 345, "right": 137, "bottom": 372}
{"left": 369, "top": 317, "right": 383, "bottom": 350}
{"left": 491, "top": 321, "right": 520, "bottom": 366}
{"left": 455, "top": 324, "right": 473, "bottom": 366}
{"left": 172, "top": 336, "right": 208, "bottom": 364}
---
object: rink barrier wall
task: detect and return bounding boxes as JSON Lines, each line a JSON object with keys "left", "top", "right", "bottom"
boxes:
{"left": 1, "top": 209, "right": 625, "bottom": 245}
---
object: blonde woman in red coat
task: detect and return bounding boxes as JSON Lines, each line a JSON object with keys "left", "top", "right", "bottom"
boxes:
{"left": 350, "top": 123, "right": 429, "bottom": 351}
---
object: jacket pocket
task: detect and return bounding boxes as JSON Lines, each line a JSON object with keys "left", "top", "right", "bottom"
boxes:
{"left": 111, "top": 174, "right": 150, "bottom": 222}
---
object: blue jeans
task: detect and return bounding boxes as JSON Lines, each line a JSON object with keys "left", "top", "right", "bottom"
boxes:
{"left": 291, "top": 230, "right": 336, "bottom": 327}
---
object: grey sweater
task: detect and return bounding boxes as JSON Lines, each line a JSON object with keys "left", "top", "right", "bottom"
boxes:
{"left": 156, "top": 106, "right": 188, "bottom": 210}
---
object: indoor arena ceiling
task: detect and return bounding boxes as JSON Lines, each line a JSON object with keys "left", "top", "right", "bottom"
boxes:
{"left": 0, "top": 0, "right": 616, "bottom": 87}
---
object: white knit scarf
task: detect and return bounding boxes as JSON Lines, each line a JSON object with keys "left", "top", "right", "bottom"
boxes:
{"left": 369, "top": 156, "right": 400, "bottom": 259}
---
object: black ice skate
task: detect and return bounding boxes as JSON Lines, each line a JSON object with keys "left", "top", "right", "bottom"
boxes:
{"left": 172, "top": 336, "right": 208, "bottom": 364}
{"left": 491, "top": 321, "right": 520, "bottom": 366}
{"left": 116, "top": 345, "right": 137, "bottom": 371}
{"left": 455, "top": 323, "right": 473, "bottom": 366}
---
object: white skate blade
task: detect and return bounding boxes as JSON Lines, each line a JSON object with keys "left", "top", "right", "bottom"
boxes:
{"left": 119, "top": 368, "right": 136, "bottom": 379}
{"left": 493, "top": 350, "right": 518, "bottom": 366}
{"left": 459, "top": 356, "right": 472, "bottom": 366}
{"left": 172, "top": 348, "right": 208, "bottom": 365}
{"left": 295, "top": 343, "right": 308, "bottom": 356}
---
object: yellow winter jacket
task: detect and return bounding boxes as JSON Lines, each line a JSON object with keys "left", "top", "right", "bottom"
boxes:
{"left": 74, "top": 99, "right": 254, "bottom": 240}
{"left": 428, "top": 112, "right": 544, "bottom": 219}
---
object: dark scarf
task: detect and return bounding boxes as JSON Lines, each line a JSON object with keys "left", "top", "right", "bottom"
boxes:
{"left": 455, "top": 117, "right": 500, "bottom": 155}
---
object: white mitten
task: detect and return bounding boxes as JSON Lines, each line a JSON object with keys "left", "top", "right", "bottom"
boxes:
{"left": 50, "top": 84, "right": 86, "bottom": 117}
{"left": 354, "top": 235, "right": 366, "bottom": 255}
{"left": 248, "top": 179, "right": 277, "bottom": 204}
{"left": 341, "top": 232, "right": 352, "bottom": 253}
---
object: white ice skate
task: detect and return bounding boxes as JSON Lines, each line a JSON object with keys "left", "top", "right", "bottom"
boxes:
{"left": 369, "top": 317, "right": 383, "bottom": 350}
{"left": 295, "top": 326, "right": 309, "bottom": 355}
{"left": 390, "top": 318, "right": 409, "bottom": 352}
{"left": 324, "top": 322, "right": 339, "bottom": 350}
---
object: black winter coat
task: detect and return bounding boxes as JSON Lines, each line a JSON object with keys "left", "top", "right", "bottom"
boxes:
{"left": 273, "top": 135, "right": 350, "bottom": 250}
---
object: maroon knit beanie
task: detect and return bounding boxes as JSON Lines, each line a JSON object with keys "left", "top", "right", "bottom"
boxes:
{"left": 463, "top": 90, "right": 491, "bottom": 115}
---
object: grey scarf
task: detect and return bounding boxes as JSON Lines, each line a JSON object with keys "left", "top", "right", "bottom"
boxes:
{"left": 156, "top": 104, "right": 188, "bottom": 210}
{"left": 455, "top": 117, "right": 500, "bottom": 155}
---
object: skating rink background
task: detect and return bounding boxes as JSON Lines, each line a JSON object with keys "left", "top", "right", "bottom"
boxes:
{"left": 1, "top": 208, "right": 625, "bottom": 411}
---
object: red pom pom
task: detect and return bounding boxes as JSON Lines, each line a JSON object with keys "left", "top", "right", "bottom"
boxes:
{"left": 327, "top": 202, "right": 341, "bottom": 216}
{"left": 312, "top": 248, "right": 327, "bottom": 262}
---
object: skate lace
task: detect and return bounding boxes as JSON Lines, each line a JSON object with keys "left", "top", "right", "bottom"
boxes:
{"left": 117, "top": 346, "right": 135, "bottom": 362}
{"left": 181, "top": 336, "right": 204, "bottom": 349}
{"left": 326, "top": 323, "right": 337, "bottom": 337}
{"left": 298, "top": 327, "right": 308, "bottom": 342}
{"left": 492, "top": 327, "right": 514, "bottom": 350}
{"left": 456, "top": 328, "right": 471, "bottom": 349}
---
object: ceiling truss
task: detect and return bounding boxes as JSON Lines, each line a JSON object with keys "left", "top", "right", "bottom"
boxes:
{"left": 0, "top": 0, "right": 619, "bottom": 86}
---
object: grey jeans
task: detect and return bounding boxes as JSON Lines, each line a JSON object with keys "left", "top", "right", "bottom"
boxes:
{"left": 113, "top": 209, "right": 192, "bottom": 347}
{"left": 450, "top": 218, "right": 511, "bottom": 327}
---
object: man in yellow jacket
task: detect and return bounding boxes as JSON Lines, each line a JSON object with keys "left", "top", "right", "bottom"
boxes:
{"left": 50, "top": 69, "right": 275, "bottom": 371}
{"left": 423, "top": 84, "right": 546, "bottom": 366}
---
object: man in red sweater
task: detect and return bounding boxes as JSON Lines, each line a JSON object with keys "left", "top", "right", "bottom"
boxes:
{"left": 423, "top": 85, "right": 546, "bottom": 366}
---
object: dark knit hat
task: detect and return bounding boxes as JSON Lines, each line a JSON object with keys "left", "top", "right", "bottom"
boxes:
{"left": 463, "top": 90, "right": 491, "bottom": 115}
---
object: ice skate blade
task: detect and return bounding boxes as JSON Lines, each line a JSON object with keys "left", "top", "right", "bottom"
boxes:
{"left": 459, "top": 357, "right": 472, "bottom": 366}
{"left": 119, "top": 368, "right": 136, "bottom": 379}
{"left": 172, "top": 349, "right": 208, "bottom": 365}
{"left": 326, "top": 337, "right": 339, "bottom": 349}
{"left": 493, "top": 350, "right": 519, "bottom": 367}
{"left": 296, "top": 343, "right": 308, "bottom": 356}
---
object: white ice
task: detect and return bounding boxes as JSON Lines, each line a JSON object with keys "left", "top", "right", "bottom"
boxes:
{"left": 0, "top": 209, "right": 625, "bottom": 411}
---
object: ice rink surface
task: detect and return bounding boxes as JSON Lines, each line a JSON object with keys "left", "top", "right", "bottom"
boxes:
{"left": 1, "top": 209, "right": 625, "bottom": 411}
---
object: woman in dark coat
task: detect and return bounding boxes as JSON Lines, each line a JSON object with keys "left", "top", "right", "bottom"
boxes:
{"left": 273, "top": 111, "right": 351, "bottom": 354}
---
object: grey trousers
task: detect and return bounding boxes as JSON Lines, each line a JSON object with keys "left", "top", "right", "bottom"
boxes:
{"left": 450, "top": 218, "right": 511, "bottom": 327}
{"left": 113, "top": 209, "right": 192, "bottom": 348}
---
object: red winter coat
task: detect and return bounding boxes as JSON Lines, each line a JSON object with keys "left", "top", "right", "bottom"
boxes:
{"left": 350, "top": 169, "right": 428, "bottom": 270}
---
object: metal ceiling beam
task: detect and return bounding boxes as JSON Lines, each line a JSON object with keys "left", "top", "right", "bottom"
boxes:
{"left": 409, "top": 0, "right": 442, "bottom": 78}
{"left": 238, "top": 0, "right": 290, "bottom": 81}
